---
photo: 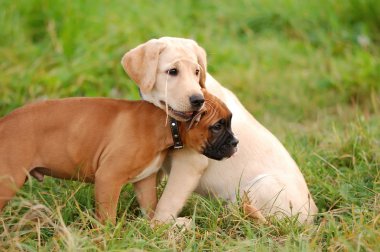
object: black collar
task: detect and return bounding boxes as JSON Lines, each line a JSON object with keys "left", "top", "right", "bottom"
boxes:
{"left": 169, "top": 117, "right": 183, "bottom": 149}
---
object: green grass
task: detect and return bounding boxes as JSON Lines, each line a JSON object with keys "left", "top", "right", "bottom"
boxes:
{"left": 1, "top": 0, "right": 379, "bottom": 250}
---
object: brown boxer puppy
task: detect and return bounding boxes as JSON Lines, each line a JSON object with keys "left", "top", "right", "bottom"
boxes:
{"left": 0, "top": 89, "right": 237, "bottom": 223}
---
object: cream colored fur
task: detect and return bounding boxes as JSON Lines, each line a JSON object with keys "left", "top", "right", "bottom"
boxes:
{"left": 196, "top": 74, "right": 318, "bottom": 222}
{"left": 122, "top": 37, "right": 318, "bottom": 224}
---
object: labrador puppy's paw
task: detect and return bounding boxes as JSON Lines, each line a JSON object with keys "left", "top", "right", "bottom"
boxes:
{"left": 150, "top": 216, "right": 193, "bottom": 231}
{"left": 165, "top": 217, "right": 193, "bottom": 241}
{"left": 172, "top": 217, "right": 192, "bottom": 230}
{"left": 242, "top": 192, "right": 267, "bottom": 224}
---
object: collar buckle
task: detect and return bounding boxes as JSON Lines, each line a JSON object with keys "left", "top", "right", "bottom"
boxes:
{"left": 169, "top": 117, "right": 183, "bottom": 149}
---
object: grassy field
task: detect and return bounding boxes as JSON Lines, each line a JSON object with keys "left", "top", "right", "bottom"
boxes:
{"left": 1, "top": 0, "right": 379, "bottom": 250}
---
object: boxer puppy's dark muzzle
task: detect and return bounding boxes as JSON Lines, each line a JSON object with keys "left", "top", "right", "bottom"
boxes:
{"left": 202, "top": 117, "right": 238, "bottom": 161}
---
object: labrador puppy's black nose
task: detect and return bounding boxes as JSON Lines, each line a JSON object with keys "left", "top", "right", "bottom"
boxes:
{"left": 189, "top": 94, "right": 205, "bottom": 110}
{"left": 229, "top": 137, "right": 239, "bottom": 147}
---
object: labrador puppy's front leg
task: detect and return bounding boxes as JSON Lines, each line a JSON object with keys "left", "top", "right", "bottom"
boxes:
{"left": 153, "top": 147, "right": 208, "bottom": 224}
{"left": 133, "top": 172, "right": 158, "bottom": 219}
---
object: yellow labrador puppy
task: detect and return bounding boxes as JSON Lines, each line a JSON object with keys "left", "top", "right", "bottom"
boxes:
{"left": 122, "top": 37, "right": 318, "bottom": 224}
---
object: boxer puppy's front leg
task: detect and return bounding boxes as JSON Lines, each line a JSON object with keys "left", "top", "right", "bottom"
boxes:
{"left": 153, "top": 147, "right": 208, "bottom": 224}
{"left": 133, "top": 172, "right": 157, "bottom": 219}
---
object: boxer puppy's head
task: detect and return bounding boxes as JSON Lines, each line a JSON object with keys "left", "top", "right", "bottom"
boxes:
{"left": 121, "top": 37, "right": 207, "bottom": 121}
{"left": 182, "top": 89, "right": 238, "bottom": 160}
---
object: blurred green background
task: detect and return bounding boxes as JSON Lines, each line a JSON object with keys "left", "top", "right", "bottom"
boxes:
{"left": 0, "top": 0, "right": 379, "bottom": 250}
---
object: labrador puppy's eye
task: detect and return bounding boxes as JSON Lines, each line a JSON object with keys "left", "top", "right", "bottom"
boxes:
{"left": 167, "top": 68, "right": 178, "bottom": 76}
{"left": 195, "top": 69, "right": 200, "bottom": 76}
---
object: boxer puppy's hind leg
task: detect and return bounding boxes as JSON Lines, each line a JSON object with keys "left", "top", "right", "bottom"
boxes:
{"left": 0, "top": 170, "right": 28, "bottom": 211}
{"left": 133, "top": 172, "right": 158, "bottom": 219}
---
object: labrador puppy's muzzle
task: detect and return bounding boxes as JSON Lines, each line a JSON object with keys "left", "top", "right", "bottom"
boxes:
{"left": 203, "top": 129, "right": 238, "bottom": 161}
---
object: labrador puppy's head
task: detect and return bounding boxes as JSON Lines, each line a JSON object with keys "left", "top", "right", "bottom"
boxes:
{"left": 183, "top": 89, "right": 238, "bottom": 160}
{"left": 122, "top": 37, "right": 207, "bottom": 121}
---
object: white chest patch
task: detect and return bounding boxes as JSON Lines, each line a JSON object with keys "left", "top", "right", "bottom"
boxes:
{"left": 129, "top": 153, "right": 165, "bottom": 183}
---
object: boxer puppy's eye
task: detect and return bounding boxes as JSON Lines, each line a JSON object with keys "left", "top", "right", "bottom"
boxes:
{"left": 212, "top": 124, "right": 222, "bottom": 132}
{"left": 195, "top": 69, "right": 200, "bottom": 76}
{"left": 167, "top": 68, "right": 178, "bottom": 76}
{"left": 210, "top": 119, "right": 225, "bottom": 133}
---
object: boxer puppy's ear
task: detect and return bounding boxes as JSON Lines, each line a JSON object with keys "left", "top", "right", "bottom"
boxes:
{"left": 121, "top": 39, "right": 166, "bottom": 93}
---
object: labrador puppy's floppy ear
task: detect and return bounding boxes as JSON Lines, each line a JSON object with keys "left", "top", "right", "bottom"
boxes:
{"left": 121, "top": 39, "right": 166, "bottom": 93}
{"left": 194, "top": 44, "right": 207, "bottom": 88}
